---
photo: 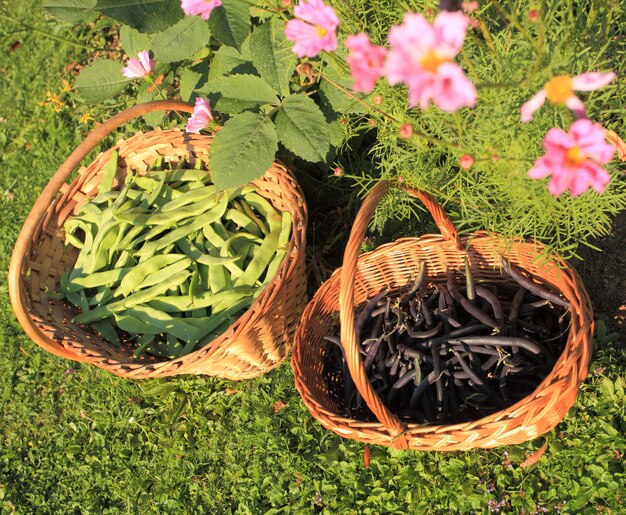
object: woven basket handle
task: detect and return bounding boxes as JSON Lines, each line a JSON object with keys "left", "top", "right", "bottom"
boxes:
{"left": 339, "top": 181, "right": 460, "bottom": 449}
{"left": 9, "top": 101, "right": 194, "bottom": 361}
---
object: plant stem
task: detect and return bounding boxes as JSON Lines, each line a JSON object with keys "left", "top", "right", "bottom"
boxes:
{"left": 0, "top": 12, "right": 120, "bottom": 53}
{"left": 319, "top": 70, "right": 461, "bottom": 150}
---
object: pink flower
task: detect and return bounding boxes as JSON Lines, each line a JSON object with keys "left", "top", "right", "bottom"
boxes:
{"left": 529, "top": 119, "right": 615, "bottom": 196}
{"left": 185, "top": 97, "right": 214, "bottom": 133}
{"left": 285, "top": 0, "right": 339, "bottom": 58}
{"left": 345, "top": 33, "right": 387, "bottom": 93}
{"left": 121, "top": 51, "right": 155, "bottom": 79}
{"left": 384, "top": 11, "right": 476, "bottom": 112}
{"left": 520, "top": 72, "right": 616, "bottom": 122}
{"left": 181, "top": 0, "right": 222, "bottom": 20}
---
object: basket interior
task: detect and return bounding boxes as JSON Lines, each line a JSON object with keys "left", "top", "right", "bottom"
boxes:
{"left": 295, "top": 233, "right": 591, "bottom": 433}
{"left": 21, "top": 130, "right": 305, "bottom": 373}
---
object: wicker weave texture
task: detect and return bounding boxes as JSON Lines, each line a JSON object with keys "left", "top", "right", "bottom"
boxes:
{"left": 292, "top": 182, "right": 593, "bottom": 451}
{"left": 10, "top": 105, "right": 308, "bottom": 380}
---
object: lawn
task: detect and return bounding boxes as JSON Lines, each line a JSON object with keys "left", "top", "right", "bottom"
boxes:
{"left": 0, "top": 1, "right": 625, "bottom": 513}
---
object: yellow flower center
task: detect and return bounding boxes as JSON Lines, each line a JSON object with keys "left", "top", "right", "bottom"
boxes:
{"left": 420, "top": 49, "right": 449, "bottom": 73}
{"left": 565, "top": 146, "right": 585, "bottom": 166}
{"left": 545, "top": 75, "right": 574, "bottom": 104}
{"left": 316, "top": 25, "right": 328, "bottom": 37}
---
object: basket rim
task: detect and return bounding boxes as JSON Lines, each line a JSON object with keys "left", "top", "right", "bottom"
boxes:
{"left": 10, "top": 128, "right": 307, "bottom": 376}
{"left": 291, "top": 231, "right": 594, "bottom": 449}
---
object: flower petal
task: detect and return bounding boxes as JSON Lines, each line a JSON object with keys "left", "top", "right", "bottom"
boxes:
{"left": 565, "top": 95, "right": 586, "bottom": 119}
{"left": 520, "top": 89, "right": 546, "bottom": 122}
{"left": 432, "top": 62, "right": 476, "bottom": 112}
{"left": 528, "top": 157, "right": 553, "bottom": 179}
{"left": 433, "top": 11, "right": 469, "bottom": 57}
{"left": 571, "top": 71, "right": 616, "bottom": 92}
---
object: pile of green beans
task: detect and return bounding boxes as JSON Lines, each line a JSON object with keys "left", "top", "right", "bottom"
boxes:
{"left": 323, "top": 260, "right": 570, "bottom": 424}
{"left": 56, "top": 152, "right": 292, "bottom": 359}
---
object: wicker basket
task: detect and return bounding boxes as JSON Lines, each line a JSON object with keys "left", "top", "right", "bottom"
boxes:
{"left": 292, "top": 181, "right": 593, "bottom": 450}
{"left": 9, "top": 101, "right": 308, "bottom": 380}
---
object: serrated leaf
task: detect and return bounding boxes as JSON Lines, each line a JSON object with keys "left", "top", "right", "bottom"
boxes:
{"left": 119, "top": 25, "right": 152, "bottom": 58}
{"left": 208, "top": 0, "right": 250, "bottom": 50}
{"left": 249, "top": 19, "right": 296, "bottom": 97}
{"left": 207, "top": 46, "right": 255, "bottom": 81}
{"left": 318, "top": 60, "right": 365, "bottom": 115}
{"left": 137, "top": 89, "right": 163, "bottom": 127}
{"left": 44, "top": 0, "right": 97, "bottom": 22}
{"left": 75, "top": 60, "right": 131, "bottom": 103}
{"left": 180, "top": 66, "right": 207, "bottom": 102}
{"left": 150, "top": 17, "right": 210, "bottom": 63}
{"left": 209, "top": 112, "right": 278, "bottom": 190}
{"left": 199, "top": 74, "right": 278, "bottom": 114}
{"left": 275, "top": 94, "right": 330, "bottom": 162}
{"left": 94, "top": 0, "right": 183, "bottom": 34}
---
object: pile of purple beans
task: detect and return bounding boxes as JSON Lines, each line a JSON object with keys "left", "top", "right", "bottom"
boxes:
{"left": 323, "top": 260, "right": 571, "bottom": 424}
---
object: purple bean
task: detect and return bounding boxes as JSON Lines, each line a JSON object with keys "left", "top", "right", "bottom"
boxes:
{"left": 363, "top": 338, "right": 383, "bottom": 370}
{"left": 401, "top": 262, "right": 426, "bottom": 305}
{"left": 475, "top": 286, "right": 504, "bottom": 326}
{"left": 453, "top": 335, "right": 543, "bottom": 355}
{"left": 433, "top": 308, "right": 462, "bottom": 328}
{"left": 447, "top": 278, "right": 499, "bottom": 329}
{"left": 393, "top": 368, "right": 417, "bottom": 389}
{"left": 501, "top": 259, "right": 570, "bottom": 308}
{"left": 420, "top": 300, "right": 433, "bottom": 327}
{"left": 356, "top": 290, "right": 388, "bottom": 341}
{"left": 405, "top": 321, "right": 443, "bottom": 339}
{"left": 464, "top": 256, "right": 476, "bottom": 303}
{"left": 508, "top": 287, "right": 526, "bottom": 325}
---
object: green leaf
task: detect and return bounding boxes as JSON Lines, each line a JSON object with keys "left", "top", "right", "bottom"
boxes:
{"left": 75, "top": 60, "right": 131, "bottom": 103}
{"left": 200, "top": 74, "right": 279, "bottom": 114}
{"left": 44, "top": 0, "right": 97, "bottom": 22}
{"left": 119, "top": 25, "right": 152, "bottom": 58}
{"left": 209, "top": 112, "right": 278, "bottom": 190}
{"left": 207, "top": 46, "right": 255, "bottom": 81}
{"left": 249, "top": 19, "right": 296, "bottom": 97}
{"left": 94, "top": 0, "right": 183, "bottom": 34}
{"left": 208, "top": 0, "right": 250, "bottom": 50}
{"left": 150, "top": 17, "right": 211, "bottom": 63}
{"left": 180, "top": 67, "right": 206, "bottom": 102}
{"left": 275, "top": 94, "right": 330, "bottom": 162}
{"left": 318, "top": 60, "right": 365, "bottom": 115}
{"left": 137, "top": 89, "right": 163, "bottom": 127}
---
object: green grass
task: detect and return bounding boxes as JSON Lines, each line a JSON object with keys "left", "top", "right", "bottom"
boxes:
{"left": 1, "top": 2, "right": 625, "bottom": 513}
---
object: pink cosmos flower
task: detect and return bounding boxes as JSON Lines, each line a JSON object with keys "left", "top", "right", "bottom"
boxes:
{"left": 185, "top": 97, "right": 214, "bottom": 133}
{"left": 121, "top": 51, "right": 155, "bottom": 79}
{"left": 520, "top": 72, "right": 616, "bottom": 122}
{"left": 384, "top": 11, "right": 476, "bottom": 112}
{"left": 345, "top": 33, "right": 387, "bottom": 93}
{"left": 181, "top": 0, "right": 222, "bottom": 20}
{"left": 285, "top": 0, "right": 339, "bottom": 58}
{"left": 529, "top": 119, "right": 615, "bottom": 196}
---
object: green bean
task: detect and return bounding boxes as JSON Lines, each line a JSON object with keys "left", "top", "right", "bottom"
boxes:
{"left": 137, "top": 258, "right": 193, "bottom": 291}
{"left": 134, "top": 193, "right": 228, "bottom": 258}
{"left": 115, "top": 254, "right": 188, "bottom": 298}
{"left": 99, "top": 150, "right": 118, "bottom": 194}
{"left": 66, "top": 267, "right": 132, "bottom": 292}
{"left": 159, "top": 185, "right": 217, "bottom": 212}
{"left": 224, "top": 207, "right": 264, "bottom": 238}
{"left": 237, "top": 198, "right": 270, "bottom": 236}
{"left": 234, "top": 225, "right": 281, "bottom": 288}
{"left": 75, "top": 270, "right": 190, "bottom": 323}
{"left": 243, "top": 192, "right": 282, "bottom": 233}
{"left": 147, "top": 287, "right": 254, "bottom": 312}
{"left": 133, "top": 334, "right": 157, "bottom": 358}
{"left": 93, "top": 318, "right": 121, "bottom": 347}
